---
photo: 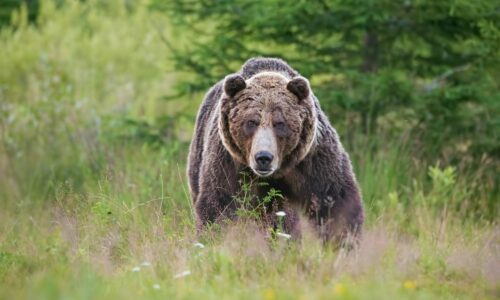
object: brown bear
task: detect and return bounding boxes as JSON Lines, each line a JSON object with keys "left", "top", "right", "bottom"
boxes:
{"left": 187, "top": 57, "right": 363, "bottom": 243}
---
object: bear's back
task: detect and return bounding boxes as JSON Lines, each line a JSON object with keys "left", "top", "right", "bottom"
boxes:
{"left": 240, "top": 57, "right": 299, "bottom": 80}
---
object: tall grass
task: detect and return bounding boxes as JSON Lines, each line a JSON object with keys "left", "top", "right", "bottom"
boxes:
{"left": 0, "top": 1, "right": 498, "bottom": 299}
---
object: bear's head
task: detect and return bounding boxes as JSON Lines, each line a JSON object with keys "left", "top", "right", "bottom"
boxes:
{"left": 218, "top": 72, "right": 317, "bottom": 177}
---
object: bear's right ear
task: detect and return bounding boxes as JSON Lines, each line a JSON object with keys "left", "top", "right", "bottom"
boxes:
{"left": 287, "top": 77, "right": 310, "bottom": 101}
{"left": 223, "top": 74, "right": 246, "bottom": 97}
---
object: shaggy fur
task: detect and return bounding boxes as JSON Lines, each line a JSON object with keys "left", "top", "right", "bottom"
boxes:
{"left": 187, "top": 57, "right": 363, "bottom": 243}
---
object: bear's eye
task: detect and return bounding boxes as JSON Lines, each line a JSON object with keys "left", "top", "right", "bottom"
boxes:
{"left": 273, "top": 121, "right": 290, "bottom": 137}
{"left": 246, "top": 120, "right": 259, "bottom": 129}
{"left": 273, "top": 121, "right": 286, "bottom": 130}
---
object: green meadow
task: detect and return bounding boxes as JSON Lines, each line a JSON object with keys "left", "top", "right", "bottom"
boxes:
{"left": 0, "top": 1, "right": 498, "bottom": 299}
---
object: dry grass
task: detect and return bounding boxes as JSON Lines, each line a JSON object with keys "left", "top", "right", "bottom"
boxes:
{"left": 22, "top": 204, "right": 494, "bottom": 299}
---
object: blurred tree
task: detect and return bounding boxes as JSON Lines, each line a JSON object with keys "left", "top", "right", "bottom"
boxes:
{"left": 153, "top": 0, "right": 499, "bottom": 161}
{"left": 0, "top": 0, "right": 39, "bottom": 27}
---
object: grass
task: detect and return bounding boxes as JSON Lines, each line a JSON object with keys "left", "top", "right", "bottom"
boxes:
{"left": 0, "top": 1, "right": 498, "bottom": 299}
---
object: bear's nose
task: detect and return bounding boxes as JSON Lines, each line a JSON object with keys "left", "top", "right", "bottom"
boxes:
{"left": 255, "top": 151, "right": 274, "bottom": 169}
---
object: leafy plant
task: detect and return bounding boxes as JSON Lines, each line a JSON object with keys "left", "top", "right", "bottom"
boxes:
{"left": 233, "top": 171, "right": 283, "bottom": 221}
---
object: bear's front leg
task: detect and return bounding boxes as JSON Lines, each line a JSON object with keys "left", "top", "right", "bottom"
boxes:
{"left": 194, "top": 143, "right": 241, "bottom": 230}
{"left": 195, "top": 190, "right": 237, "bottom": 230}
{"left": 308, "top": 180, "right": 364, "bottom": 246}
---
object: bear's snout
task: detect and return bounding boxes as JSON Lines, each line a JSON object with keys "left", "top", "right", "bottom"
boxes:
{"left": 250, "top": 127, "right": 279, "bottom": 177}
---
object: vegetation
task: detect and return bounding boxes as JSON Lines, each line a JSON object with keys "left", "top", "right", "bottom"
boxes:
{"left": 0, "top": 1, "right": 498, "bottom": 299}
{"left": 157, "top": 0, "right": 500, "bottom": 192}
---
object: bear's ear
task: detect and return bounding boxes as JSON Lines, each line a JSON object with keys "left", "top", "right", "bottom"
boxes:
{"left": 287, "top": 77, "right": 310, "bottom": 101}
{"left": 223, "top": 74, "right": 246, "bottom": 97}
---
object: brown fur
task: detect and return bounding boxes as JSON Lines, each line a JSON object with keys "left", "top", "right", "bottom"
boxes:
{"left": 187, "top": 57, "right": 364, "bottom": 244}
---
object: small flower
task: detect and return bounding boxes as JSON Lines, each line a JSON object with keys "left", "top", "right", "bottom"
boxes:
{"left": 193, "top": 242, "right": 205, "bottom": 249}
{"left": 333, "top": 283, "right": 347, "bottom": 296}
{"left": 131, "top": 266, "right": 141, "bottom": 272}
{"left": 275, "top": 211, "right": 286, "bottom": 217}
{"left": 263, "top": 288, "right": 276, "bottom": 300}
{"left": 403, "top": 280, "right": 417, "bottom": 290}
{"left": 173, "top": 270, "right": 191, "bottom": 279}
{"left": 276, "top": 232, "right": 291, "bottom": 240}
{"left": 141, "top": 261, "right": 151, "bottom": 267}
{"left": 153, "top": 284, "right": 160, "bottom": 290}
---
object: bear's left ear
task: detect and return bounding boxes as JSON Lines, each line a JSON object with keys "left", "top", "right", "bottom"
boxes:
{"left": 287, "top": 77, "right": 310, "bottom": 101}
{"left": 223, "top": 74, "right": 246, "bottom": 98}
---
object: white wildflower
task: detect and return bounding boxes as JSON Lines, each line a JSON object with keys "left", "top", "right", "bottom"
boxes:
{"left": 276, "top": 211, "right": 286, "bottom": 217}
{"left": 131, "top": 266, "right": 141, "bottom": 272}
{"left": 153, "top": 284, "right": 161, "bottom": 290}
{"left": 141, "top": 261, "right": 151, "bottom": 267}
{"left": 276, "top": 232, "right": 291, "bottom": 240}
{"left": 174, "top": 270, "right": 191, "bottom": 279}
{"left": 193, "top": 242, "right": 205, "bottom": 249}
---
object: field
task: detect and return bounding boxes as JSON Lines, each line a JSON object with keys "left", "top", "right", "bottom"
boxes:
{"left": 0, "top": 1, "right": 498, "bottom": 299}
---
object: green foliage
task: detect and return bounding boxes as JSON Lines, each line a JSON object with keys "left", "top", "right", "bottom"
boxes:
{"left": 0, "top": 0, "right": 189, "bottom": 199}
{"left": 155, "top": 0, "right": 500, "bottom": 163}
{"left": 234, "top": 171, "right": 283, "bottom": 221}
{"left": 0, "top": 0, "right": 39, "bottom": 27}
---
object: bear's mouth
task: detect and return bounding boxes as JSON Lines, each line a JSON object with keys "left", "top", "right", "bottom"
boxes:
{"left": 253, "top": 168, "right": 274, "bottom": 177}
